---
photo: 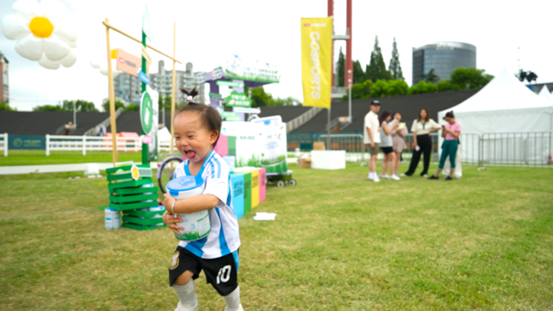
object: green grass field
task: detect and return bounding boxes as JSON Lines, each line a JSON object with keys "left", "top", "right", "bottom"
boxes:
{"left": 1, "top": 163, "right": 552, "bottom": 310}
{"left": 0, "top": 150, "right": 143, "bottom": 166}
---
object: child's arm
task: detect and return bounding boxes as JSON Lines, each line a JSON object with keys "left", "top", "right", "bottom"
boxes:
{"left": 163, "top": 193, "right": 219, "bottom": 214}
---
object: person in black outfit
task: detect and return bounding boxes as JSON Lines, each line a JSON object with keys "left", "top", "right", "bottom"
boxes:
{"left": 402, "top": 108, "right": 441, "bottom": 177}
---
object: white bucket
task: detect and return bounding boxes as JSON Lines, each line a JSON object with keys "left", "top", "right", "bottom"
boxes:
{"left": 104, "top": 208, "right": 120, "bottom": 229}
{"left": 166, "top": 176, "right": 211, "bottom": 241}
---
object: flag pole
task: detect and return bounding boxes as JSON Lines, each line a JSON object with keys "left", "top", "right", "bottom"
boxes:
{"left": 170, "top": 22, "right": 176, "bottom": 155}
{"left": 105, "top": 18, "right": 118, "bottom": 166}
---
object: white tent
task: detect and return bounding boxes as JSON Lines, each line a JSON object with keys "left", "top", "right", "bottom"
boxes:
{"left": 438, "top": 67, "right": 553, "bottom": 165}
{"left": 538, "top": 85, "right": 553, "bottom": 104}
{"left": 158, "top": 126, "right": 172, "bottom": 142}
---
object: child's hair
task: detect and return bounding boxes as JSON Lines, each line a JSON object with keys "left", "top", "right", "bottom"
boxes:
{"left": 379, "top": 110, "right": 391, "bottom": 126}
{"left": 177, "top": 88, "right": 222, "bottom": 147}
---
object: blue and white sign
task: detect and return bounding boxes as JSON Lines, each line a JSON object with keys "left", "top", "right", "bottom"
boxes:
{"left": 138, "top": 70, "right": 150, "bottom": 84}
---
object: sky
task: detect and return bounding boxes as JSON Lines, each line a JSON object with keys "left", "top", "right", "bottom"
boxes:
{"left": 1, "top": 0, "right": 552, "bottom": 111}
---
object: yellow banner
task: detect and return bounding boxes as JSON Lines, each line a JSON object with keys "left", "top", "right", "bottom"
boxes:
{"left": 301, "top": 17, "right": 332, "bottom": 109}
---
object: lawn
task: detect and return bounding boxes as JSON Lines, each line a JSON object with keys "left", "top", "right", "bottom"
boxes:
{"left": 0, "top": 150, "right": 143, "bottom": 166}
{"left": 0, "top": 163, "right": 552, "bottom": 310}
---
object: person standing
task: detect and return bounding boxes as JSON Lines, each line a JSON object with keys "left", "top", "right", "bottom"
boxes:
{"left": 402, "top": 108, "right": 441, "bottom": 177}
{"left": 391, "top": 112, "right": 408, "bottom": 178}
{"left": 364, "top": 100, "right": 381, "bottom": 182}
{"left": 379, "top": 111, "right": 400, "bottom": 180}
{"left": 429, "top": 111, "right": 461, "bottom": 181}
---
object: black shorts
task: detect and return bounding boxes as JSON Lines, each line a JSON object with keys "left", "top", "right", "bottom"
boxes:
{"left": 169, "top": 246, "right": 239, "bottom": 296}
{"left": 380, "top": 147, "right": 393, "bottom": 154}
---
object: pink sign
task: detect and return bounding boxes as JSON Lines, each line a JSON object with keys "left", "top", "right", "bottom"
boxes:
{"left": 215, "top": 134, "right": 228, "bottom": 157}
{"left": 142, "top": 135, "right": 152, "bottom": 144}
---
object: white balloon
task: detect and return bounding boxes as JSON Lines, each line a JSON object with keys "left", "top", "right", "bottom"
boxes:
{"left": 38, "top": 53, "right": 60, "bottom": 70}
{"left": 43, "top": 34, "right": 70, "bottom": 61}
{"left": 1, "top": 14, "right": 29, "bottom": 40}
{"left": 90, "top": 61, "right": 99, "bottom": 69}
{"left": 14, "top": 33, "right": 43, "bottom": 61}
{"left": 12, "top": 0, "right": 42, "bottom": 21}
{"left": 60, "top": 49, "right": 76, "bottom": 67}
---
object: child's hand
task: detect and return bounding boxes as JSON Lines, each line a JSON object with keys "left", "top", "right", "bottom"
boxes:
{"left": 163, "top": 193, "right": 176, "bottom": 213}
{"left": 162, "top": 211, "right": 183, "bottom": 235}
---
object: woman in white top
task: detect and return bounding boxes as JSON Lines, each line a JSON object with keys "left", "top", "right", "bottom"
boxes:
{"left": 402, "top": 108, "right": 441, "bottom": 177}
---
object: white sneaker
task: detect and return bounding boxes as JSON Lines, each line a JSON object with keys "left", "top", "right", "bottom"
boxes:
{"left": 175, "top": 302, "right": 198, "bottom": 311}
{"left": 390, "top": 175, "right": 401, "bottom": 181}
{"left": 225, "top": 304, "right": 244, "bottom": 311}
{"left": 400, "top": 173, "right": 406, "bottom": 177}
{"left": 373, "top": 176, "right": 380, "bottom": 182}
{"left": 379, "top": 174, "right": 389, "bottom": 179}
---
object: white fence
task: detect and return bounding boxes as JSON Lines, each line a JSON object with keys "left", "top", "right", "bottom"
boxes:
{"left": 45, "top": 135, "right": 178, "bottom": 155}
{"left": 1, "top": 133, "right": 7, "bottom": 157}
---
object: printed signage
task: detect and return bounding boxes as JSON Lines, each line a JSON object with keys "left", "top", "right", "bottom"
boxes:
{"left": 140, "top": 87, "right": 159, "bottom": 161}
{"left": 222, "top": 111, "right": 241, "bottom": 121}
{"left": 233, "top": 107, "right": 261, "bottom": 114}
{"left": 226, "top": 53, "right": 279, "bottom": 83}
{"left": 217, "top": 80, "right": 244, "bottom": 88}
{"left": 225, "top": 91, "right": 252, "bottom": 107}
{"left": 116, "top": 49, "right": 149, "bottom": 77}
{"left": 8, "top": 135, "right": 45, "bottom": 150}
{"left": 196, "top": 67, "right": 225, "bottom": 84}
{"left": 138, "top": 69, "right": 150, "bottom": 85}
{"left": 141, "top": 45, "right": 152, "bottom": 65}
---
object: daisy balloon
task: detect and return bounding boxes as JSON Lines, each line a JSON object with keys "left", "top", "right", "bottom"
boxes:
{"left": 1, "top": 0, "right": 78, "bottom": 70}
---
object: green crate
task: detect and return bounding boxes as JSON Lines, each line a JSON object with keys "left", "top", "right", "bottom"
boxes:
{"left": 122, "top": 222, "right": 166, "bottom": 231}
{"left": 105, "top": 164, "right": 150, "bottom": 175}
{"left": 113, "top": 186, "right": 159, "bottom": 196}
{"left": 123, "top": 209, "right": 164, "bottom": 218}
{"left": 108, "top": 178, "right": 154, "bottom": 192}
{"left": 109, "top": 200, "right": 159, "bottom": 211}
{"left": 110, "top": 193, "right": 158, "bottom": 204}
{"left": 122, "top": 215, "right": 164, "bottom": 226}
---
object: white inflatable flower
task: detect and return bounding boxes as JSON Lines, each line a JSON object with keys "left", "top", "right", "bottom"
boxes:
{"left": 1, "top": 0, "right": 78, "bottom": 70}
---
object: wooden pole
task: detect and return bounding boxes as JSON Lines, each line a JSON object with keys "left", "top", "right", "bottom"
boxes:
{"left": 105, "top": 18, "right": 118, "bottom": 166}
{"left": 102, "top": 21, "right": 182, "bottom": 64}
{"left": 170, "top": 22, "right": 176, "bottom": 154}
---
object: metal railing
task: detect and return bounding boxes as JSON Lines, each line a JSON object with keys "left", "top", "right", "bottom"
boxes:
{"left": 479, "top": 132, "right": 553, "bottom": 167}
{"left": 315, "top": 134, "right": 366, "bottom": 163}
{"left": 286, "top": 107, "right": 323, "bottom": 133}
{"left": 1, "top": 133, "right": 7, "bottom": 157}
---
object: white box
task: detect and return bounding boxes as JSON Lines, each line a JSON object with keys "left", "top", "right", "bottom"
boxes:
{"left": 311, "top": 150, "right": 346, "bottom": 170}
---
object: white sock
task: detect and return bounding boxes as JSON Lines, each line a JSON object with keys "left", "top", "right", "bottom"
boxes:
{"left": 368, "top": 172, "right": 374, "bottom": 179}
{"left": 173, "top": 279, "right": 197, "bottom": 308}
{"left": 223, "top": 286, "right": 241, "bottom": 310}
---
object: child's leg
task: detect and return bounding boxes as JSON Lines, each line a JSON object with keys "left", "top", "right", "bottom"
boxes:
{"left": 202, "top": 250, "right": 241, "bottom": 311}
{"left": 173, "top": 272, "right": 198, "bottom": 309}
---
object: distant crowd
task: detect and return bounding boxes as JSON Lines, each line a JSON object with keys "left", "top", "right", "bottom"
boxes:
{"left": 363, "top": 100, "right": 462, "bottom": 182}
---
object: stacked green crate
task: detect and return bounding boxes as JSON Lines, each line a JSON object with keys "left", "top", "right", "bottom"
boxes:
{"left": 106, "top": 164, "right": 165, "bottom": 230}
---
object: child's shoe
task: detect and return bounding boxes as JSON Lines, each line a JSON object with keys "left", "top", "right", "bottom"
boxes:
{"left": 225, "top": 304, "right": 244, "bottom": 311}
{"left": 175, "top": 302, "right": 198, "bottom": 311}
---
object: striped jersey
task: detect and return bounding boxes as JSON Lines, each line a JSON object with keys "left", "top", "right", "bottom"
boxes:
{"left": 173, "top": 150, "right": 240, "bottom": 259}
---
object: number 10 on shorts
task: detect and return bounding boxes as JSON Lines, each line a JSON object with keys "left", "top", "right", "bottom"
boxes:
{"left": 217, "top": 265, "right": 231, "bottom": 284}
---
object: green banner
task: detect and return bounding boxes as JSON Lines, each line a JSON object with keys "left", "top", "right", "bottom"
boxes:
{"left": 8, "top": 135, "right": 46, "bottom": 150}
{"left": 225, "top": 91, "right": 252, "bottom": 108}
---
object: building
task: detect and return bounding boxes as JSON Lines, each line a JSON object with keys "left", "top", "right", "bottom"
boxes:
{"left": 412, "top": 42, "right": 476, "bottom": 85}
{"left": 113, "top": 73, "right": 142, "bottom": 104}
{"left": 0, "top": 51, "right": 8, "bottom": 103}
{"left": 150, "top": 61, "right": 205, "bottom": 104}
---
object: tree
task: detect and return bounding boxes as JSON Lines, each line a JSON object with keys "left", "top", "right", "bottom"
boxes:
{"left": 388, "top": 38, "right": 404, "bottom": 81}
{"left": 436, "top": 80, "right": 460, "bottom": 92}
{"left": 250, "top": 87, "right": 272, "bottom": 107}
{"left": 353, "top": 60, "right": 366, "bottom": 84}
{"left": 62, "top": 100, "right": 98, "bottom": 112}
{"left": 126, "top": 104, "right": 140, "bottom": 111}
{"left": 0, "top": 101, "right": 16, "bottom": 111}
{"left": 365, "top": 36, "right": 392, "bottom": 82}
{"left": 450, "top": 67, "right": 493, "bottom": 89}
{"left": 336, "top": 47, "right": 345, "bottom": 87}
{"left": 33, "top": 104, "right": 64, "bottom": 111}
{"left": 409, "top": 81, "right": 437, "bottom": 94}
{"left": 420, "top": 69, "right": 439, "bottom": 84}
{"left": 369, "top": 80, "right": 409, "bottom": 98}
{"left": 102, "top": 100, "right": 126, "bottom": 112}
{"left": 342, "top": 79, "right": 372, "bottom": 100}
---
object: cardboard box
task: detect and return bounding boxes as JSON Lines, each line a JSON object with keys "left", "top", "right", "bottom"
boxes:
{"left": 313, "top": 142, "right": 325, "bottom": 150}
{"left": 298, "top": 157, "right": 312, "bottom": 168}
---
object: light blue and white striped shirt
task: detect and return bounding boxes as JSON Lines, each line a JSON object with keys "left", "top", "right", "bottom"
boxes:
{"left": 173, "top": 151, "right": 241, "bottom": 259}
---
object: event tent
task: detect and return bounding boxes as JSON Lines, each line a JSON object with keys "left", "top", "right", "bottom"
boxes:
{"left": 438, "top": 67, "right": 553, "bottom": 164}
{"left": 538, "top": 85, "right": 553, "bottom": 104}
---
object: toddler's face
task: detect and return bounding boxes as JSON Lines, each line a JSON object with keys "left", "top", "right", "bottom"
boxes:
{"left": 174, "top": 112, "right": 217, "bottom": 164}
